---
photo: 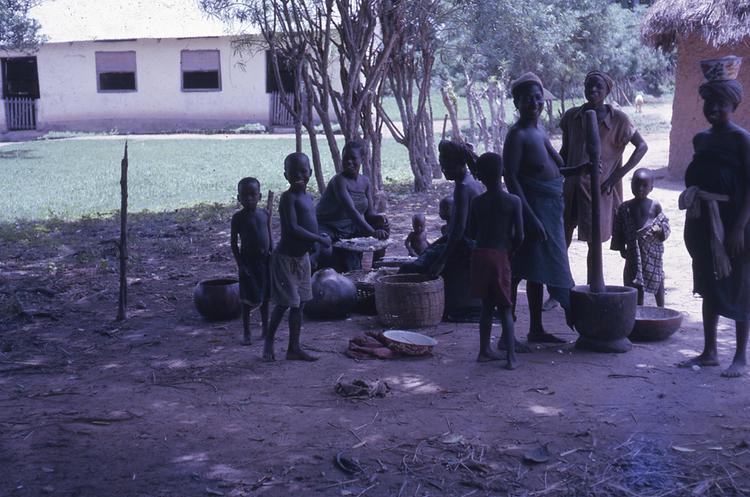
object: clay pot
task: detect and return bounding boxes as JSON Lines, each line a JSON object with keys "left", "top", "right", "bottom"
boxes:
{"left": 194, "top": 278, "right": 241, "bottom": 321}
{"left": 630, "top": 306, "right": 683, "bottom": 342}
{"left": 304, "top": 268, "right": 357, "bottom": 319}
{"left": 571, "top": 285, "right": 637, "bottom": 353}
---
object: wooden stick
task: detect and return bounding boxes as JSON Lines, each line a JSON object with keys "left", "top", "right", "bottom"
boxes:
{"left": 584, "top": 110, "right": 605, "bottom": 293}
{"left": 442, "top": 114, "right": 448, "bottom": 140}
{"left": 117, "top": 141, "right": 128, "bottom": 321}
{"left": 266, "top": 190, "right": 274, "bottom": 235}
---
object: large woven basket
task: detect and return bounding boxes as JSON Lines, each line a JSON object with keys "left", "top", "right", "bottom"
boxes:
{"left": 375, "top": 274, "right": 444, "bottom": 328}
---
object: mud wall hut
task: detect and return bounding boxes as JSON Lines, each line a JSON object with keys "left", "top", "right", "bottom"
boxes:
{"left": 642, "top": 0, "right": 750, "bottom": 178}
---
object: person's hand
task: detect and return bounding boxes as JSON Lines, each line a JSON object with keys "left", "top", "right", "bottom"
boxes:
{"left": 528, "top": 217, "right": 548, "bottom": 242}
{"left": 601, "top": 174, "right": 618, "bottom": 195}
{"left": 319, "top": 233, "right": 332, "bottom": 248}
{"left": 727, "top": 225, "right": 745, "bottom": 257}
{"left": 241, "top": 264, "right": 253, "bottom": 277}
{"left": 373, "top": 229, "right": 389, "bottom": 240}
{"left": 428, "top": 259, "right": 445, "bottom": 278}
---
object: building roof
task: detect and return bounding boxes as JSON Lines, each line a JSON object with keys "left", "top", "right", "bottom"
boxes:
{"left": 30, "top": 0, "right": 253, "bottom": 43}
{"left": 641, "top": 0, "right": 750, "bottom": 50}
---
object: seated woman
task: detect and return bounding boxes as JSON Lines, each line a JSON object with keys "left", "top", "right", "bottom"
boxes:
{"left": 315, "top": 139, "right": 389, "bottom": 273}
{"left": 400, "top": 140, "right": 484, "bottom": 319}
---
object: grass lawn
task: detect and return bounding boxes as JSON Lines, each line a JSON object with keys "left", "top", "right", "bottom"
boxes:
{"left": 0, "top": 136, "right": 412, "bottom": 222}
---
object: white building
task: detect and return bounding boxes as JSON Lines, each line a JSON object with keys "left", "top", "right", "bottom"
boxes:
{"left": 0, "top": 0, "right": 299, "bottom": 134}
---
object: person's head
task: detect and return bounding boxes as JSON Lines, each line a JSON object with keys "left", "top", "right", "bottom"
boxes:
{"left": 511, "top": 73, "right": 545, "bottom": 120}
{"left": 237, "top": 177, "right": 261, "bottom": 210}
{"left": 474, "top": 152, "right": 503, "bottom": 189}
{"left": 342, "top": 139, "right": 367, "bottom": 178}
{"left": 699, "top": 79, "right": 743, "bottom": 127}
{"left": 631, "top": 168, "right": 653, "bottom": 200}
{"left": 438, "top": 140, "right": 476, "bottom": 181}
{"left": 284, "top": 152, "right": 311, "bottom": 192}
{"left": 438, "top": 196, "right": 453, "bottom": 221}
{"left": 584, "top": 70, "right": 614, "bottom": 106}
{"left": 411, "top": 213, "right": 426, "bottom": 233}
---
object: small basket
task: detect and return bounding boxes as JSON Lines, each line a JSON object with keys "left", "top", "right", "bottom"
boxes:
{"left": 375, "top": 273, "right": 444, "bottom": 328}
{"left": 345, "top": 269, "right": 397, "bottom": 315}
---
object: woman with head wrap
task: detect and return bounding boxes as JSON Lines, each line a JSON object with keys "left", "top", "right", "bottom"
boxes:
{"left": 679, "top": 60, "right": 750, "bottom": 378}
{"left": 559, "top": 70, "right": 649, "bottom": 285}
{"left": 399, "top": 139, "right": 484, "bottom": 319}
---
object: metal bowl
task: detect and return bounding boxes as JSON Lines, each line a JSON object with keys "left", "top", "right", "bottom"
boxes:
{"left": 382, "top": 330, "right": 437, "bottom": 356}
{"left": 630, "top": 306, "right": 682, "bottom": 342}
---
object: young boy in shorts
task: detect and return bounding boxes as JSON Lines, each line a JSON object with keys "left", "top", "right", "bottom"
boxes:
{"left": 231, "top": 177, "right": 271, "bottom": 345}
{"left": 263, "top": 152, "right": 331, "bottom": 362}
{"left": 467, "top": 152, "right": 524, "bottom": 369}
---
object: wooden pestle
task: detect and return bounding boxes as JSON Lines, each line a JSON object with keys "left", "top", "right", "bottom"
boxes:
{"left": 584, "top": 110, "right": 605, "bottom": 293}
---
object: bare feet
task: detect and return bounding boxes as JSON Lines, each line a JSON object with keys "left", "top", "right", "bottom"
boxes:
{"left": 721, "top": 360, "right": 746, "bottom": 378}
{"left": 497, "top": 339, "right": 531, "bottom": 353}
{"left": 527, "top": 331, "right": 566, "bottom": 344}
{"left": 477, "top": 348, "right": 504, "bottom": 362}
{"left": 505, "top": 356, "right": 519, "bottom": 370}
{"left": 262, "top": 347, "right": 276, "bottom": 362}
{"left": 286, "top": 349, "right": 318, "bottom": 361}
{"left": 677, "top": 354, "right": 719, "bottom": 368}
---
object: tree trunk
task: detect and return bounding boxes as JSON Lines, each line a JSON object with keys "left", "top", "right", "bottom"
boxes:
{"left": 465, "top": 75, "right": 477, "bottom": 146}
{"left": 426, "top": 91, "right": 440, "bottom": 179}
{"left": 440, "top": 82, "right": 462, "bottom": 142}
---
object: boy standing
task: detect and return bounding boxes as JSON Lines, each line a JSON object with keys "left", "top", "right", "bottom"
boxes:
{"left": 467, "top": 153, "right": 524, "bottom": 369}
{"left": 231, "top": 177, "right": 271, "bottom": 345}
{"left": 611, "top": 169, "right": 670, "bottom": 306}
{"left": 263, "top": 153, "right": 331, "bottom": 362}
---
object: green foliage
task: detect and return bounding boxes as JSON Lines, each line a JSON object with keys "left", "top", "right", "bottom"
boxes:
{"left": 440, "top": 1, "right": 673, "bottom": 102}
{"left": 0, "top": 0, "right": 45, "bottom": 51}
{"left": 0, "top": 137, "right": 412, "bottom": 222}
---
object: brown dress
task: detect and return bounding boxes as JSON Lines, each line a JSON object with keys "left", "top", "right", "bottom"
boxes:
{"left": 560, "top": 105, "right": 635, "bottom": 242}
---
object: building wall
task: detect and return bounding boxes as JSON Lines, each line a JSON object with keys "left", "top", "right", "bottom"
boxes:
{"left": 4, "top": 36, "right": 270, "bottom": 133}
{"left": 669, "top": 34, "right": 750, "bottom": 177}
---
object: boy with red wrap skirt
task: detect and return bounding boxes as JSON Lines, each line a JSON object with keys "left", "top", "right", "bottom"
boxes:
{"left": 467, "top": 153, "right": 524, "bottom": 369}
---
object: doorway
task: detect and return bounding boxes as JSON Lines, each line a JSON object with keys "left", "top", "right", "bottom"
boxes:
{"left": 2, "top": 56, "right": 40, "bottom": 130}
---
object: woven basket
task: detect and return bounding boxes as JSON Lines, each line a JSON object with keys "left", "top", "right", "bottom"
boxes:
{"left": 375, "top": 273, "right": 444, "bottom": 328}
{"left": 345, "top": 268, "right": 398, "bottom": 315}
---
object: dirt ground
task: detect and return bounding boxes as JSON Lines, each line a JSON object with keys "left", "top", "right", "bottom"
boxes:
{"left": 2, "top": 103, "right": 750, "bottom": 497}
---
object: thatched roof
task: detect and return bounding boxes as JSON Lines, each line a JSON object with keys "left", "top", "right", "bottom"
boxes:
{"left": 642, "top": 0, "right": 750, "bottom": 50}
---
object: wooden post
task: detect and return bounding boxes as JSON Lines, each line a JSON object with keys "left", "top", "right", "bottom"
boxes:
{"left": 116, "top": 141, "right": 128, "bottom": 321}
{"left": 266, "top": 190, "right": 274, "bottom": 235}
{"left": 584, "top": 110, "right": 605, "bottom": 294}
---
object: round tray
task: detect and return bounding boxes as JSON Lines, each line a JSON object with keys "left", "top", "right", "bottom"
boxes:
{"left": 382, "top": 330, "right": 437, "bottom": 356}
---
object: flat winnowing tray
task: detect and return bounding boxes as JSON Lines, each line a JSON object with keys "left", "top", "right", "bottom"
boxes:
{"left": 333, "top": 236, "right": 391, "bottom": 252}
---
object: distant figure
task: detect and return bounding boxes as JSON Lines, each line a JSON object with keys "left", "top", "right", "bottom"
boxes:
{"left": 231, "top": 177, "right": 271, "bottom": 345}
{"left": 439, "top": 195, "right": 453, "bottom": 238}
{"left": 611, "top": 169, "right": 670, "bottom": 306}
{"left": 264, "top": 152, "right": 331, "bottom": 362}
{"left": 635, "top": 93, "right": 645, "bottom": 113}
{"left": 467, "top": 152, "right": 524, "bottom": 369}
{"left": 678, "top": 65, "right": 750, "bottom": 378}
{"left": 405, "top": 213, "right": 429, "bottom": 256}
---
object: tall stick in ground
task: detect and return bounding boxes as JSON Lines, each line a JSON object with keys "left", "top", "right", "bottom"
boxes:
{"left": 117, "top": 141, "right": 128, "bottom": 321}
